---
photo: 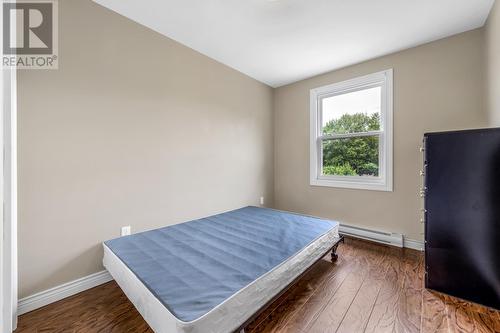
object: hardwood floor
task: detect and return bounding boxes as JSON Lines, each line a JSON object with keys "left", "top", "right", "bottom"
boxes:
{"left": 16, "top": 238, "right": 500, "bottom": 333}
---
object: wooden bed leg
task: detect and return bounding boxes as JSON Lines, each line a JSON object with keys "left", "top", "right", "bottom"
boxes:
{"left": 331, "top": 236, "right": 345, "bottom": 262}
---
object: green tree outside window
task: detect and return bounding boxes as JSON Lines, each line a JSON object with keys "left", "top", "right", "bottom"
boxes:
{"left": 322, "top": 113, "right": 380, "bottom": 177}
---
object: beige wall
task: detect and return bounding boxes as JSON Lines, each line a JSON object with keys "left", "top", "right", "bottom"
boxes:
{"left": 486, "top": 0, "right": 500, "bottom": 125}
{"left": 18, "top": 0, "right": 274, "bottom": 298}
{"left": 274, "top": 29, "right": 487, "bottom": 241}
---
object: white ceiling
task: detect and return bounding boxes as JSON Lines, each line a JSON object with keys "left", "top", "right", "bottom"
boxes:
{"left": 93, "top": 0, "right": 494, "bottom": 87}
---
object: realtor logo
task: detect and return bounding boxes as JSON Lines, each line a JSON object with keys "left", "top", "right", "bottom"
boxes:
{"left": 2, "top": 0, "right": 58, "bottom": 69}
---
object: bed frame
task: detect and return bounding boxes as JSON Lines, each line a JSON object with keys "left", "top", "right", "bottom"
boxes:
{"left": 236, "top": 235, "right": 344, "bottom": 333}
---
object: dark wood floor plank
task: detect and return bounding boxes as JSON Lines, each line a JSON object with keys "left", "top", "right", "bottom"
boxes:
{"left": 469, "top": 309, "right": 500, "bottom": 333}
{"left": 335, "top": 245, "right": 391, "bottom": 333}
{"left": 248, "top": 259, "right": 337, "bottom": 333}
{"left": 421, "top": 290, "right": 450, "bottom": 333}
{"left": 444, "top": 295, "right": 480, "bottom": 333}
{"left": 305, "top": 240, "right": 387, "bottom": 333}
{"left": 249, "top": 240, "right": 353, "bottom": 333}
{"left": 396, "top": 249, "right": 424, "bottom": 333}
{"left": 364, "top": 248, "right": 407, "bottom": 333}
{"left": 16, "top": 238, "right": 500, "bottom": 333}
{"left": 276, "top": 241, "right": 360, "bottom": 333}
{"left": 15, "top": 282, "right": 153, "bottom": 333}
{"left": 246, "top": 245, "right": 341, "bottom": 331}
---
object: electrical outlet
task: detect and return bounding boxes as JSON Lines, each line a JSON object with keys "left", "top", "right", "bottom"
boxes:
{"left": 260, "top": 196, "right": 264, "bottom": 205}
{"left": 121, "top": 226, "right": 131, "bottom": 236}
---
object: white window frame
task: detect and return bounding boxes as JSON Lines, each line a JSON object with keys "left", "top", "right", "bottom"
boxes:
{"left": 310, "top": 69, "right": 393, "bottom": 191}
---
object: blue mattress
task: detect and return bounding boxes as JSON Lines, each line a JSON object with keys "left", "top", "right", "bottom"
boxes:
{"left": 104, "top": 206, "right": 338, "bottom": 322}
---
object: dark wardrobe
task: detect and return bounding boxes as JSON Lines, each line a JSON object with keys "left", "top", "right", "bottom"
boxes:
{"left": 423, "top": 128, "right": 500, "bottom": 309}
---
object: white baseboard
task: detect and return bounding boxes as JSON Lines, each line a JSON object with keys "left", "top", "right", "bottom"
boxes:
{"left": 403, "top": 238, "right": 425, "bottom": 252}
{"left": 18, "top": 270, "right": 113, "bottom": 316}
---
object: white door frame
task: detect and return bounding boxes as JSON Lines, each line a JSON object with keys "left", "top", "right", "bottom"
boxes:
{"left": 1, "top": 1, "right": 19, "bottom": 331}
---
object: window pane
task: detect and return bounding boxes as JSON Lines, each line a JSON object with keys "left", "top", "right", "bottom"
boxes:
{"left": 322, "top": 136, "right": 379, "bottom": 177}
{"left": 322, "top": 86, "right": 381, "bottom": 135}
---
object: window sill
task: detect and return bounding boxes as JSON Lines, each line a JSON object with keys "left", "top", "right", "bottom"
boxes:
{"left": 310, "top": 177, "right": 393, "bottom": 192}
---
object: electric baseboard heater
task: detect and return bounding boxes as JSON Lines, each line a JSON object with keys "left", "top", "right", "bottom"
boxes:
{"left": 423, "top": 128, "right": 500, "bottom": 309}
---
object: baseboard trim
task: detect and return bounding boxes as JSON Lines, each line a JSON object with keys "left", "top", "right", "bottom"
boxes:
{"left": 18, "top": 270, "right": 113, "bottom": 316}
{"left": 403, "top": 237, "right": 425, "bottom": 252}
